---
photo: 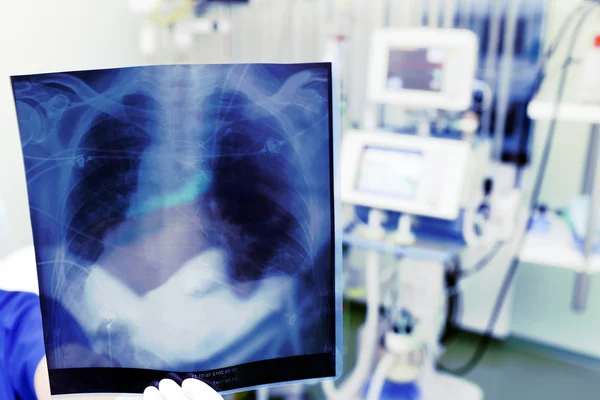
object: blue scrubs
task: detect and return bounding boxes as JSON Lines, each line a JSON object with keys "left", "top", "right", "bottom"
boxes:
{"left": 0, "top": 289, "right": 46, "bottom": 400}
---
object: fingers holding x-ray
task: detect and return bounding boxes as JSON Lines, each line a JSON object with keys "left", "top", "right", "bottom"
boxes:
{"left": 182, "top": 379, "right": 224, "bottom": 400}
{"left": 143, "top": 379, "right": 223, "bottom": 400}
{"left": 143, "top": 385, "right": 164, "bottom": 400}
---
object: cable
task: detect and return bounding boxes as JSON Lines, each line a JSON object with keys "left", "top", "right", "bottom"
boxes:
{"left": 442, "top": 240, "right": 504, "bottom": 345}
{"left": 438, "top": 5, "right": 596, "bottom": 376}
{"left": 530, "top": 3, "right": 597, "bottom": 206}
{"left": 526, "top": 2, "right": 588, "bottom": 99}
{"left": 441, "top": 240, "right": 504, "bottom": 345}
{"left": 458, "top": 241, "right": 505, "bottom": 279}
{"left": 439, "top": 256, "right": 519, "bottom": 376}
{"left": 441, "top": 260, "right": 462, "bottom": 345}
{"left": 514, "top": 1, "right": 593, "bottom": 176}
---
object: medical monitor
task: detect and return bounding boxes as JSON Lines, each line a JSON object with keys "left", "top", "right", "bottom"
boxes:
{"left": 368, "top": 28, "right": 478, "bottom": 112}
{"left": 342, "top": 130, "right": 471, "bottom": 220}
{"left": 355, "top": 147, "right": 423, "bottom": 201}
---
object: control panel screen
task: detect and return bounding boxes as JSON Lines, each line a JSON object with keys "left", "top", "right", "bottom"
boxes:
{"left": 386, "top": 47, "right": 447, "bottom": 92}
{"left": 355, "top": 146, "right": 423, "bottom": 200}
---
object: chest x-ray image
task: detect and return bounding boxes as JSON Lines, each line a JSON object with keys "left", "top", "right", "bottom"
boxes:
{"left": 11, "top": 63, "right": 336, "bottom": 395}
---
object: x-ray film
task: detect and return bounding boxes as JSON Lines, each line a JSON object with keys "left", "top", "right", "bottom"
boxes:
{"left": 11, "top": 63, "right": 340, "bottom": 395}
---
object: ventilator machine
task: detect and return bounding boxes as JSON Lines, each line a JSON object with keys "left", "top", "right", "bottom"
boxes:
{"left": 322, "top": 27, "right": 527, "bottom": 400}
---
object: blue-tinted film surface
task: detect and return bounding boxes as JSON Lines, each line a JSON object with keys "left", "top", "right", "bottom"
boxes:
{"left": 11, "top": 63, "right": 335, "bottom": 394}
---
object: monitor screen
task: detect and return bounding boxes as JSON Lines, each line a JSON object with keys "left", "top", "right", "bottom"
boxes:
{"left": 355, "top": 146, "right": 423, "bottom": 200}
{"left": 386, "top": 47, "right": 447, "bottom": 92}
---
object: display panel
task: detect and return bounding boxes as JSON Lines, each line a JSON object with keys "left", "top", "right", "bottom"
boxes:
{"left": 386, "top": 47, "right": 447, "bottom": 92}
{"left": 11, "top": 63, "right": 337, "bottom": 395}
{"left": 368, "top": 28, "right": 478, "bottom": 111}
{"left": 355, "top": 146, "right": 423, "bottom": 200}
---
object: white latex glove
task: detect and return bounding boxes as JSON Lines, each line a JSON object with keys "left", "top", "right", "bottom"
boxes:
{"left": 143, "top": 379, "right": 224, "bottom": 400}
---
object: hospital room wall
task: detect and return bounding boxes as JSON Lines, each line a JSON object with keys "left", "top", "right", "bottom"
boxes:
{"left": 0, "top": 0, "right": 145, "bottom": 258}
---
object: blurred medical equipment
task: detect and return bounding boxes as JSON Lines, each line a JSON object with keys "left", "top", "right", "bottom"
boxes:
{"left": 129, "top": 0, "right": 236, "bottom": 57}
{"left": 332, "top": 4, "right": 600, "bottom": 393}
{"left": 526, "top": 1, "right": 600, "bottom": 313}
{"left": 322, "top": 26, "right": 524, "bottom": 400}
{"left": 578, "top": 34, "right": 600, "bottom": 104}
{"left": 562, "top": 196, "right": 600, "bottom": 253}
{"left": 339, "top": 0, "right": 548, "bottom": 170}
{"left": 323, "top": 0, "right": 354, "bottom": 133}
{"left": 327, "top": 2, "right": 600, "bottom": 393}
{"left": 366, "top": 28, "right": 478, "bottom": 113}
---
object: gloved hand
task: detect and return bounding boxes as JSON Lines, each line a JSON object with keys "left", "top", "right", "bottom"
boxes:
{"left": 143, "top": 379, "right": 223, "bottom": 400}
{"left": 39, "top": 357, "right": 223, "bottom": 400}
{"left": 44, "top": 379, "right": 223, "bottom": 400}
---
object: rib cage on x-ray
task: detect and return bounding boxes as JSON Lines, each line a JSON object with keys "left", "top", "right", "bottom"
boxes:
{"left": 12, "top": 64, "right": 334, "bottom": 375}
{"left": 16, "top": 66, "right": 327, "bottom": 268}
